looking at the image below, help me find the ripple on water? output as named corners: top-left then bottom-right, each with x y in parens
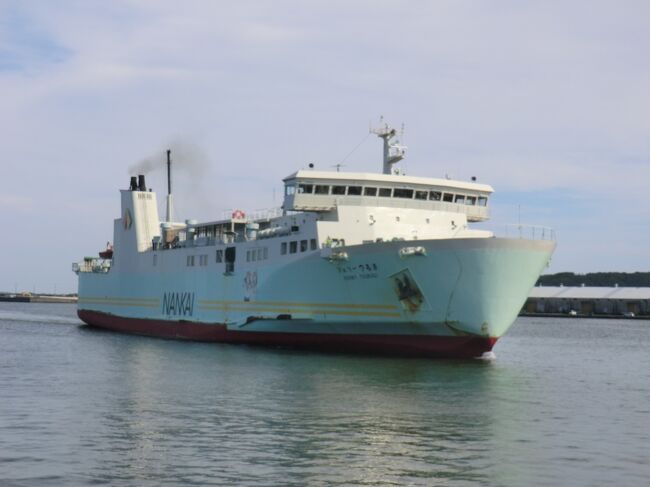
top-left (1, 307), bottom-right (650, 486)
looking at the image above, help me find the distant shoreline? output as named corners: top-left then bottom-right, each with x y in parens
top-left (0, 294), bottom-right (77, 304)
top-left (520, 312), bottom-right (649, 320)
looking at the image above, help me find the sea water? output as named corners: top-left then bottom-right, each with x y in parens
top-left (1, 302), bottom-right (649, 486)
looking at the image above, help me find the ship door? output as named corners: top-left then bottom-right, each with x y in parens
top-left (225, 247), bottom-right (236, 274)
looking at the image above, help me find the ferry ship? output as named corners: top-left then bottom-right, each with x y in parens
top-left (74, 122), bottom-right (555, 358)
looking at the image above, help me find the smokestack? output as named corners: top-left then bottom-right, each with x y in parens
top-left (138, 175), bottom-right (147, 191)
top-left (129, 176), bottom-right (138, 191)
top-left (166, 150), bottom-right (173, 223)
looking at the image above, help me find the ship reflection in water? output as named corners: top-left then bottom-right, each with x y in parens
top-left (93, 337), bottom-right (509, 486)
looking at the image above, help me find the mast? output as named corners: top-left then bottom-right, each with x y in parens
top-left (166, 149), bottom-right (173, 223)
top-left (371, 117), bottom-right (407, 174)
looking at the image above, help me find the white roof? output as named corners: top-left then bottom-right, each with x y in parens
top-left (529, 286), bottom-right (650, 300)
top-left (283, 170), bottom-right (494, 193)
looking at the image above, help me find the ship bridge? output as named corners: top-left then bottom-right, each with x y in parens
top-left (282, 170), bottom-right (494, 222)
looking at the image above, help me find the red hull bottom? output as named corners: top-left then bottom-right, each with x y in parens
top-left (78, 310), bottom-right (498, 359)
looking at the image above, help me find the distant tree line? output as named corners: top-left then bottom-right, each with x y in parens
top-left (537, 272), bottom-right (650, 287)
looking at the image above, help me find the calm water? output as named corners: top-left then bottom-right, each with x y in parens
top-left (1, 303), bottom-right (649, 486)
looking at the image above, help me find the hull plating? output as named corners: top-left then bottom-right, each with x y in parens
top-left (77, 237), bottom-right (554, 357)
top-left (78, 309), bottom-right (497, 359)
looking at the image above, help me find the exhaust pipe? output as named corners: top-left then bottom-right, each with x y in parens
top-left (138, 174), bottom-right (146, 191)
top-left (166, 150), bottom-right (173, 222)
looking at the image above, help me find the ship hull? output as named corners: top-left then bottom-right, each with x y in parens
top-left (78, 309), bottom-right (497, 358)
top-left (77, 237), bottom-right (555, 358)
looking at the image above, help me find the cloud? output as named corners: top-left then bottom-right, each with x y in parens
top-left (0, 194), bottom-right (34, 212)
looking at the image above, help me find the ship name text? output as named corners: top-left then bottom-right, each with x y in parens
top-left (162, 292), bottom-right (195, 317)
top-left (337, 262), bottom-right (379, 281)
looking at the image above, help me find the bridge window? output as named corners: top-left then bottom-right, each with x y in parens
top-left (466, 196), bottom-right (477, 205)
top-left (332, 185), bottom-right (346, 195)
top-left (430, 191), bottom-right (442, 201)
top-left (443, 193), bottom-right (454, 202)
top-left (364, 187), bottom-right (377, 196)
top-left (394, 188), bottom-right (414, 199)
top-left (414, 190), bottom-right (428, 200)
top-left (298, 184), bottom-right (313, 194)
top-left (379, 188), bottom-right (392, 197)
top-left (347, 186), bottom-right (362, 195)
top-left (455, 194), bottom-right (466, 204)
top-left (478, 196), bottom-right (488, 207)
top-left (314, 185), bottom-right (330, 195)
top-left (285, 184), bottom-right (296, 196)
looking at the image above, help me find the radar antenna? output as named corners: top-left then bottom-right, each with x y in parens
top-left (371, 116), bottom-right (407, 174)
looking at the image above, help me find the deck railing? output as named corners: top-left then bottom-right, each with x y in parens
top-left (72, 259), bottom-right (111, 274)
top-left (503, 224), bottom-right (556, 241)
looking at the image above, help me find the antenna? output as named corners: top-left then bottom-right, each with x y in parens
top-left (371, 117), bottom-right (407, 174)
top-left (331, 163), bottom-right (346, 172)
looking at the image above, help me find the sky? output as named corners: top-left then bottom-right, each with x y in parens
top-left (1, 0), bottom-right (649, 293)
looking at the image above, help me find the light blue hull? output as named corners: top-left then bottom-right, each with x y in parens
top-left (78, 238), bottom-right (554, 340)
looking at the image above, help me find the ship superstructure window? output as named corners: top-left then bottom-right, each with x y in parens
top-left (199, 255), bottom-right (208, 266)
top-left (455, 195), bottom-right (466, 204)
top-left (298, 184), bottom-right (313, 194)
top-left (216, 249), bottom-right (223, 262)
top-left (310, 238), bottom-right (317, 250)
top-left (300, 240), bottom-right (308, 252)
top-left (285, 185), bottom-right (296, 196)
top-left (430, 191), bottom-right (442, 201)
top-left (478, 196), bottom-right (488, 207)
top-left (443, 193), bottom-right (453, 202)
top-left (187, 255), bottom-right (195, 267)
top-left (332, 185), bottom-right (346, 195)
top-left (394, 188), bottom-right (414, 199)
top-left (379, 188), bottom-right (392, 197)
top-left (281, 242), bottom-right (287, 255)
top-left (153, 254), bottom-right (157, 266)
top-left (314, 185), bottom-right (330, 195)
top-left (347, 186), bottom-right (362, 195)
top-left (466, 196), bottom-right (477, 205)
top-left (290, 241), bottom-right (298, 254)
top-left (247, 249), bottom-right (267, 262)
top-left (364, 187), bottom-right (377, 196)
top-left (414, 190), bottom-right (428, 200)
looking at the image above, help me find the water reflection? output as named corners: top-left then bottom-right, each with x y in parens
top-left (77, 334), bottom-right (532, 486)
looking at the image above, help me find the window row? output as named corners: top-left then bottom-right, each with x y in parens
top-left (289, 184), bottom-right (488, 206)
top-left (281, 238), bottom-right (318, 255)
top-left (187, 254), bottom-right (209, 267)
top-left (246, 247), bottom-right (269, 262)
